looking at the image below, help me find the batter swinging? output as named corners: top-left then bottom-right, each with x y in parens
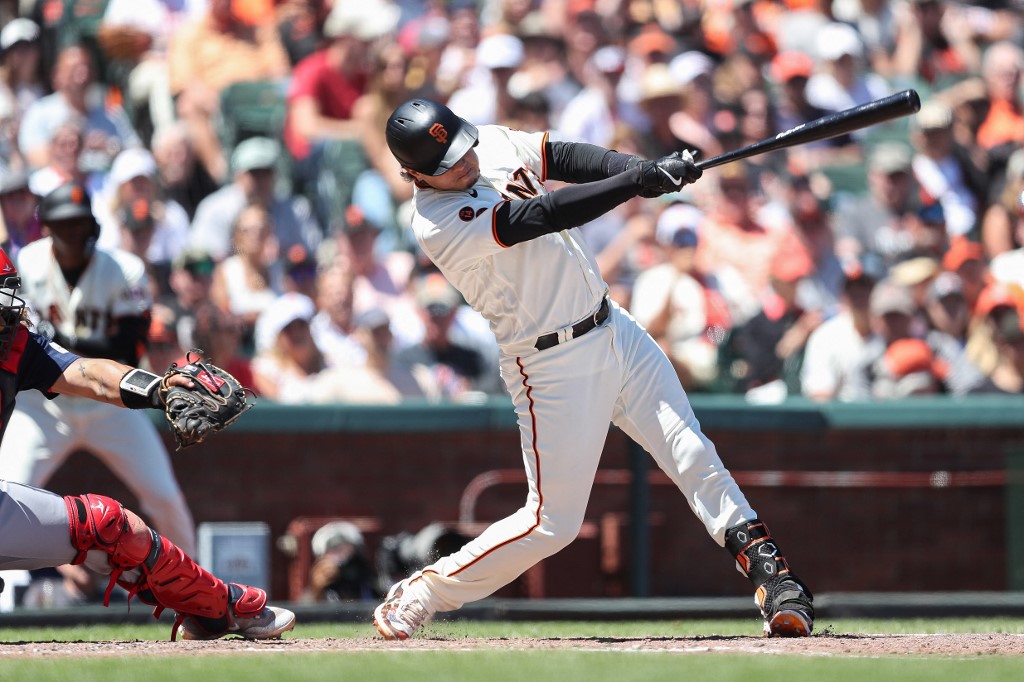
top-left (374, 99), bottom-right (814, 639)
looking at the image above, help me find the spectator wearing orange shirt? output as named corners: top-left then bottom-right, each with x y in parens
top-left (976, 41), bottom-right (1024, 152)
top-left (169, 0), bottom-right (290, 181)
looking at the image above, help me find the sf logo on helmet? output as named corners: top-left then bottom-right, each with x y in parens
top-left (429, 123), bottom-right (448, 144)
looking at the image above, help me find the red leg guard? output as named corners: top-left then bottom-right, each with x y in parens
top-left (65, 494), bottom-right (231, 627)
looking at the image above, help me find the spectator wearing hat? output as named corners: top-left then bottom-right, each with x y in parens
top-left (806, 22), bottom-right (891, 117)
top-left (801, 254), bottom-right (884, 401)
top-left (0, 169), bottom-right (41, 258)
top-left (631, 203), bottom-right (734, 390)
top-left (394, 273), bottom-right (488, 401)
top-left (448, 33), bottom-right (525, 126)
top-left (834, 142), bottom-right (920, 268)
top-left (168, 0), bottom-right (290, 182)
top-left (0, 17), bottom-right (45, 118)
top-left (965, 280), bottom-right (1024, 378)
top-left (665, 52), bottom-right (723, 161)
top-left (872, 338), bottom-right (948, 398)
top-left (18, 45), bottom-right (141, 173)
top-left (282, 243), bottom-right (319, 300)
top-left (95, 147), bottom-right (190, 276)
top-left (252, 291), bottom-right (325, 403)
top-left (771, 51), bottom-right (856, 161)
top-left (558, 45), bottom-right (627, 149)
top-left (210, 203), bottom-right (284, 348)
top-left (150, 122), bottom-right (219, 221)
top-left (892, 0), bottom-right (979, 89)
top-left (976, 41), bottom-right (1024, 152)
top-left (159, 247), bottom-right (216, 349)
top-left (910, 100), bottom-right (984, 239)
top-left (923, 271), bottom-right (970, 345)
top-left (310, 263), bottom-right (367, 370)
top-left (989, 308), bottom-right (1024, 393)
top-left (285, 0), bottom-right (400, 226)
top-left (504, 12), bottom-right (577, 124)
top-left (728, 240), bottom-right (823, 396)
top-left (989, 189), bottom-right (1024, 290)
top-left (942, 236), bottom-right (988, 315)
top-left (848, 278), bottom-right (994, 398)
top-left (830, 0), bottom-right (899, 79)
top-left (191, 136), bottom-right (321, 262)
top-left (635, 63), bottom-right (691, 159)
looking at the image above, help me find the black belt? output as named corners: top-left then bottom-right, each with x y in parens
top-left (535, 298), bottom-right (610, 351)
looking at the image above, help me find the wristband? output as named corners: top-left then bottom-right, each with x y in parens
top-left (119, 368), bottom-right (163, 409)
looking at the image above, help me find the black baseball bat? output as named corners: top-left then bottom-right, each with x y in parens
top-left (696, 89), bottom-right (922, 171)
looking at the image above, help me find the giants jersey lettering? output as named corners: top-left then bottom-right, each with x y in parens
top-left (412, 125), bottom-right (607, 350)
top-left (16, 238), bottom-right (151, 343)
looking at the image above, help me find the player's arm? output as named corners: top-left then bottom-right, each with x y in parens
top-left (494, 142), bottom-right (701, 246)
top-left (51, 357), bottom-right (191, 407)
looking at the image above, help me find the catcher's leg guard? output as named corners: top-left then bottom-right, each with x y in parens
top-left (65, 494), bottom-right (234, 638)
top-left (724, 520), bottom-right (814, 637)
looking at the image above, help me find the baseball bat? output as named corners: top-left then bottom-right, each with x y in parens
top-left (695, 89), bottom-right (922, 171)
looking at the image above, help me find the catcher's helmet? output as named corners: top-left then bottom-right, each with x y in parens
top-left (0, 247), bottom-right (26, 362)
top-left (39, 181), bottom-right (94, 223)
top-left (386, 99), bottom-right (478, 176)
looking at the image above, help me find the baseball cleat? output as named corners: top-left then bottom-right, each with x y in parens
top-left (176, 583), bottom-right (296, 640)
top-left (373, 577), bottom-right (434, 640)
top-left (757, 576), bottom-right (814, 638)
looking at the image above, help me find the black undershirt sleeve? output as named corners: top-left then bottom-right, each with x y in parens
top-left (544, 141), bottom-right (640, 183)
top-left (495, 166), bottom-right (643, 246)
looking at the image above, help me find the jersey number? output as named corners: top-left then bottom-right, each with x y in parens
top-left (504, 168), bottom-right (540, 200)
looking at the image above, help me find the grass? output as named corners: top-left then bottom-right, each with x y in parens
top-left (0, 619), bottom-right (1022, 681)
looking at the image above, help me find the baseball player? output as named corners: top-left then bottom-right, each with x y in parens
top-left (373, 99), bottom-right (814, 639)
top-left (0, 182), bottom-right (196, 557)
top-left (0, 245), bottom-right (295, 639)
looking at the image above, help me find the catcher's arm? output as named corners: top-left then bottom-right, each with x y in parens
top-left (52, 358), bottom-right (193, 406)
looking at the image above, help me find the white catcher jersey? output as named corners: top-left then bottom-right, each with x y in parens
top-left (412, 125), bottom-right (608, 352)
top-left (16, 238), bottom-right (151, 344)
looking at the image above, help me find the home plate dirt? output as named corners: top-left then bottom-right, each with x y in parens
top-left (2, 633), bottom-right (1023, 658)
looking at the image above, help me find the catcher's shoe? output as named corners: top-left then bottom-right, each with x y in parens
top-left (373, 577), bottom-right (434, 640)
top-left (176, 583), bottom-right (296, 641)
top-left (757, 575), bottom-right (814, 637)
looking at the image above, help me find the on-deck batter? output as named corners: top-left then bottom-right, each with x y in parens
top-left (0, 182), bottom-right (196, 556)
top-left (373, 99), bottom-right (814, 639)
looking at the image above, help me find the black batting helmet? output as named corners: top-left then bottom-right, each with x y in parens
top-left (39, 181), bottom-right (94, 223)
top-left (386, 99), bottom-right (478, 176)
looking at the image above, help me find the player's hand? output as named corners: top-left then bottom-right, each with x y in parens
top-left (637, 151), bottom-right (702, 197)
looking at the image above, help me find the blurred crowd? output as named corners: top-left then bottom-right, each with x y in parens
top-left (1, 0), bottom-right (1023, 403)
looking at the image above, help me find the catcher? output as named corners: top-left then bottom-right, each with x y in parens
top-left (0, 245), bottom-right (292, 640)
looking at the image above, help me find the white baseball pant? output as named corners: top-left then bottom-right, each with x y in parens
top-left (414, 300), bottom-right (755, 612)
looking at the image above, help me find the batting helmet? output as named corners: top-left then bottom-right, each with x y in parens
top-left (386, 99), bottom-right (478, 176)
top-left (39, 181), bottom-right (94, 223)
top-left (0, 247), bottom-right (26, 362)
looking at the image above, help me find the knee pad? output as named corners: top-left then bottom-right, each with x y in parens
top-left (64, 494), bottom-right (156, 571)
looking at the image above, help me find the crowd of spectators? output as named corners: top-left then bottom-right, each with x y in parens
top-left (2, 0), bottom-right (1023, 403)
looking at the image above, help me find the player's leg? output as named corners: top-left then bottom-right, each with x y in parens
top-left (0, 393), bottom-right (75, 487)
top-left (608, 304), bottom-right (813, 636)
top-left (63, 491), bottom-right (294, 640)
top-left (375, 327), bottom-right (621, 639)
top-left (83, 406), bottom-right (197, 556)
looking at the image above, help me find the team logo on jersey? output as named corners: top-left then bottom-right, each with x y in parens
top-left (429, 123), bottom-right (448, 144)
top-left (458, 206), bottom-right (475, 222)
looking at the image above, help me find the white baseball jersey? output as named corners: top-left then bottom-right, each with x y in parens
top-left (16, 238), bottom-right (150, 348)
top-left (2, 239), bottom-right (195, 554)
top-left (412, 125), bottom-right (607, 353)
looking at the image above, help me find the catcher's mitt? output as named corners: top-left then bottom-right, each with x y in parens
top-left (161, 352), bottom-right (254, 450)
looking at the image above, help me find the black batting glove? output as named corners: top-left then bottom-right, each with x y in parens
top-left (636, 151), bottom-right (702, 197)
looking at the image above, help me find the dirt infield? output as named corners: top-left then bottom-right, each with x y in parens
top-left (2, 632), bottom-right (1023, 658)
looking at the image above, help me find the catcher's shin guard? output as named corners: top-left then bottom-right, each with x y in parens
top-left (64, 494), bottom-right (235, 637)
top-left (724, 519), bottom-right (814, 636)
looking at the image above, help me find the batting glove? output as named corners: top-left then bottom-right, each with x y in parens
top-left (636, 150), bottom-right (702, 197)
